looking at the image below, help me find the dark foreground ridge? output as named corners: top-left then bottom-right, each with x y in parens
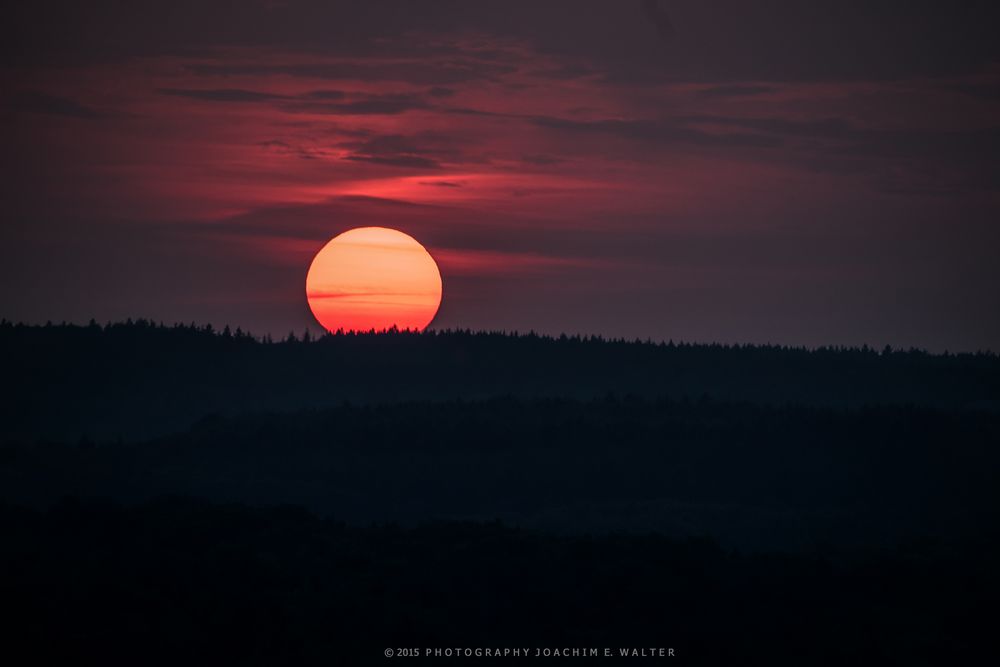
top-left (2, 497), bottom-right (998, 666)
top-left (3, 319), bottom-right (998, 441)
top-left (3, 397), bottom-right (999, 551)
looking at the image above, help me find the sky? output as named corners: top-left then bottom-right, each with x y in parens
top-left (2, 0), bottom-right (999, 351)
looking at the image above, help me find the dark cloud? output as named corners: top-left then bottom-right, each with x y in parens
top-left (529, 63), bottom-right (596, 80)
top-left (337, 134), bottom-right (442, 168)
top-left (8, 91), bottom-right (105, 119)
top-left (322, 94), bottom-right (428, 115)
top-left (282, 93), bottom-right (429, 115)
top-left (531, 115), bottom-right (782, 149)
top-left (419, 180), bottom-right (464, 187)
top-left (187, 60), bottom-right (516, 85)
top-left (521, 154), bottom-right (565, 166)
top-left (670, 113), bottom-right (1000, 191)
top-left (526, 107), bottom-right (1000, 192)
top-left (301, 90), bottom-right (348, 101)
top-left (686, 113), bottom-right (1000, 169)
top-left (427, 87), bottom-right (456, 98)
top-left (157, 87), bottom-right (427, 115)
top-left (440, 106), bottom-right (512, 119)
top-left (698, 85), bottom-right (776, 97)
top-left (206, 195), bottom-right (446, 242)
top-left (343, 154), bottom-right (441, 168)
top-left (158, 88), bottom-right (287, 102)
top-left (256, 139), bottom-right (340, 161)
top-left (335, 132), bottom-right (473, 168)
top-left (679, 114), bottom-right (853, 139)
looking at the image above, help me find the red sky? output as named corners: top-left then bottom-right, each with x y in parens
top-left (2, 1), bottom-right (1000, 350)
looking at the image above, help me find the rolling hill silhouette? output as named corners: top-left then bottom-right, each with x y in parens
top-left (2, 320), bottom-right (998, 664)
top-left (3, 319), bottom-right (997, 441)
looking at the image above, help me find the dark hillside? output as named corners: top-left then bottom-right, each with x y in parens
top-left (3, 397), bottom-right (998, 551)
top-left (3, 320), bottom-right (998, 441)
top-left (2, 498), bottom-right (997, 666)
top-left (3, 321), bottom-right (999, 663)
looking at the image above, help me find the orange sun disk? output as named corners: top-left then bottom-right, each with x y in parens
top-left (305, 227), bottom-right (443, 333)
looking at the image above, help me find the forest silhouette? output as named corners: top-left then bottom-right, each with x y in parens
top-left (1, 320), bottom-right (998, 664)
top-left (3, 319), bottom-right (998, 441)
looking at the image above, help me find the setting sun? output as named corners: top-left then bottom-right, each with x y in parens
top-left (305, 227), bottom-right (442, 333)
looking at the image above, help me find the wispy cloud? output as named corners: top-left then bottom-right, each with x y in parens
top-left (157, 88), bottom-right (288, 102)
top-left (9, 91), bottom-right (106, 119)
